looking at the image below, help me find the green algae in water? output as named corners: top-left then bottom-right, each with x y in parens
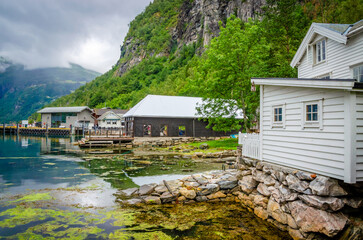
top-left (109, 230), bottom-right (174, 240)
top-left (11, 193), bottom-right (53, 203)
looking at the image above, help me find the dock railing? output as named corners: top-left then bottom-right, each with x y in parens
top-left (238, 132), bottom-right (260, 160)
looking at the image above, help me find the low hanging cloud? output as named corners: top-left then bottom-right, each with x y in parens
top-left (0, 0), bottom-right (151, 73)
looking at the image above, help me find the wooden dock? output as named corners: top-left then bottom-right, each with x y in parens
top-left (0, 126), bottom-right (70, 136)
top-left (78, 137), bottom-right (134, 149)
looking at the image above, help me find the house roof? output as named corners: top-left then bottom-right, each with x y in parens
top-left (290, 20), bottom-right (363, 67)
top-left (94, 108), bottom-right (128, 116)
top-left (251, 78), bottom-right (363, 90)
top-left (97, 111), bottom-right (123, 120)
top-left (123, 95), bottom-right (243, 119)
top-left (37, 106), bottom-right (91, 114)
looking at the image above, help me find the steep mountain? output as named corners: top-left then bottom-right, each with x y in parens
top-left (0, 59), bottom-right (100, 122)
top-left (46, 0), bottom-right (265, 109)
top-left (46, 0), bottom-right (361, 113)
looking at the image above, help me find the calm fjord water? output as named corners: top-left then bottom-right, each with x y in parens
top-left (0, 135), bottom-right (292, 239)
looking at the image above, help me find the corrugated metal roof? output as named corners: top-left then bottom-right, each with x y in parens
top-left (94, 108), bottom-right (128, 116)
top-left (346, 19), bottom-right (363, 36)
top-left (123, 95), bottom-right (243, 119)
top-left (315, 23), bottom-right (350, 34)
top-left (37, 106), bottom-right (91, 113)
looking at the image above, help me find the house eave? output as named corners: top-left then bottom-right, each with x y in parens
top-left (252, 78), bottom-right (356, 90)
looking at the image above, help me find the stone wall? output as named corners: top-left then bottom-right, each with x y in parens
top-left (119, 160), bottom-right (363, 239)
top-left (133, 136), bottom-right (226, 148)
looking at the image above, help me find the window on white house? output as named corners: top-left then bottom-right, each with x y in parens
top-left (315, 39), bottom-right (326, 64)
top-left (317, 74), bottom-right (330, 79)
top-left (306, 104), bottom-right (318, 122)
top-left (274, 107), bottom-right (283, 122)
top-left (112, 121), bottom-right (117, 125)
top-left (302, 100), bottom-right (323, 129)
top-left (353, 65), bottom-right (363, 82)
top-left (271, 104), bottom-right (285, 128)
top-left (107, 121), bottom-right (111, 124)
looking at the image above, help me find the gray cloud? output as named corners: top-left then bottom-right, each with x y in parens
top-left (0, 0), bottom-right (151, 73)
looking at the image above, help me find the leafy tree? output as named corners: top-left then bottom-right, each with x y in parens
top-left (261, 0), bottom-right (310, 77)
top-left (187, 16), bottom-right (270, 132)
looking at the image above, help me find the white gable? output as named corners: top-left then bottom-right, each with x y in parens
top-left (291, 23), bottom-right (349, 68)
top-left (98, 111), bottom-right (122, 120)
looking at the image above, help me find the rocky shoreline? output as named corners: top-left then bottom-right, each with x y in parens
top-left (118, 163), bottom-right (363, 240)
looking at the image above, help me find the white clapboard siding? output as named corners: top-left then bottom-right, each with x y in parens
top-left (356, 93), bottom-right (363, 181)
top-left (298, 33), bottom-right (363, 79)
top-left (262, 85), bottom-right (346, 180)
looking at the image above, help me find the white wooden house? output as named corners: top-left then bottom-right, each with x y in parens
top-left (246, 20), bottom-right (363, 183)
top-left (97, 110), bottom-right (126, 129)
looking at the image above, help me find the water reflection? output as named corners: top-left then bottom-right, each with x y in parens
top-left (0, 136), bottom-right (223, 197)
top-left (0, 135), bottom-right (93, 196)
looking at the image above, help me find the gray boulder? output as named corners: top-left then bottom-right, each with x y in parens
top-left (289, 201), bottom-right (348, 237)
top-left (257, 183), bottom-right (271, 197)
top-left (286, 174), bottom-right (309, 193)
top-left (197, 184), bottom-right (219, 196)
top-left (298, 195), bottom-right (344, 211)
top-left (138, 184), bottom-right (156, 195)
top-left (120, 187), bottom-right (138, 197)
top-left (160, 191), bottom-right (175, 203)
top-left (239, 176), bottom-right (258, 194)
top-left (309, 176), bottom-right (348, 196)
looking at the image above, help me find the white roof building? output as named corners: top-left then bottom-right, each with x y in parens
top-left (124, 95), bottom-right (243, 119)
top-left (37, 106), bottom-right (91, 114)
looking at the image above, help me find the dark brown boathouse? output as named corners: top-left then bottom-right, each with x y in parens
top-left (123, 95), bottom-right (242, 137)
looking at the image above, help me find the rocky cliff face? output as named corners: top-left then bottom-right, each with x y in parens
top-left (115, 0), bottom-right (265, 76)
top-left (175, 0), bottom-right (265, 47)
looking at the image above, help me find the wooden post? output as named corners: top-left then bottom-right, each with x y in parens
top-left (46, 124), bottom-right (49, 136)
top-left (82, 125), bottom-right (85, 138)
top-left (16, 123), bottom-right (19, 136)
top-left (110, 128), bottom-right (112, 136)
top-left (106, 130), bottom-right (108, 138)
top-left (119, 128), bottom-right (121, 137)
top-left (89, 128), bottom-right (91, 138)
top-left (3, 123), bottom-right (5, 137)
top-left (70, 125), bottom-right (73, 135)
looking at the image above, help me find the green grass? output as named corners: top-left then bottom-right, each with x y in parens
top-left (186, 138), bottom-right (238, 150)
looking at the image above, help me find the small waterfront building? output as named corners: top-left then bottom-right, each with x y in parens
top-left (38, 106), bottom-right (94, 128)
top-left (97, 110), bottom-right (127, 128)
top-left (247, 20), bottom-right (363, 183)
top-left (123, 95), bottom-right (242, 137)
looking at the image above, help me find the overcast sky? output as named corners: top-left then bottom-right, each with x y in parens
top-left (0, 0), bottom-right (151, 73)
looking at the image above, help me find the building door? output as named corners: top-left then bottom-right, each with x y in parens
top-left (143, 124), bottom-right (152, 136)
top-left (160, 125), bottom-right (168, 136)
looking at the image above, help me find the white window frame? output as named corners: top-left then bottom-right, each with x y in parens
top-left (352, 64), bottom-right (363, 82)
top-left (316, 72), bottom-right (331, 79)
top-left (315, 39), bottom-right (326, 64)
top-left (301, 99), bottom-right (323, 130)
top-left (271, 104), bottom-right (286, 129)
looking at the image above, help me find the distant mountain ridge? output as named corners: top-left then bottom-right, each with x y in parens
top-left (0, 59), bottom-right (101, 122)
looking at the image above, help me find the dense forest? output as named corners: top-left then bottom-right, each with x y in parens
top-left (40, 0), bottom-right (363, 129)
